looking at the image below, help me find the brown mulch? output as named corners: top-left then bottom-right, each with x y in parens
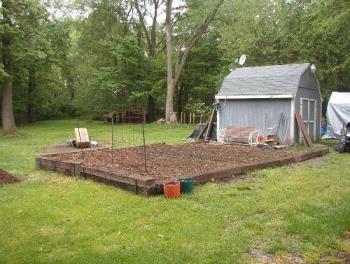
top-left (56, 143), bottom-right (297, 182)
top-left (0, 169), bottom-right (20, 184)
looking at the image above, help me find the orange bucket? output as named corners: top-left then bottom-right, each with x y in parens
top-left (163, 181), bottom-right (181, 198)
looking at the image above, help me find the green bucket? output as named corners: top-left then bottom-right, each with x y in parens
top-left (180, 178), bottom-right (194, 194)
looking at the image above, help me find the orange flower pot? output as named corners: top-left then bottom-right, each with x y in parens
top-left (163, 181), bottom-right (181, 199)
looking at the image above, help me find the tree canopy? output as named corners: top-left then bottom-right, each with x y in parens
top-left (1, 0), bottom-right (349, 133)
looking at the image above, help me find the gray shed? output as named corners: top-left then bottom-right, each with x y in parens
top-left (215, 63), bottom-right (322, 145)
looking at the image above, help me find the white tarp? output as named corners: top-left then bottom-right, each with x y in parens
top-left (326, 92), bottom-right (350, 137)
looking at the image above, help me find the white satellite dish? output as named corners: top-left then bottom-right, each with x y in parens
top-left (311, 64), bottom-right (316, 73)
top-left (238, 54), bottom-right (246, 66)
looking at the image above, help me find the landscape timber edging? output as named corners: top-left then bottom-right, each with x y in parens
top-left (187, 147), bottom-right (329, 185)
top-left (35, 153), bottom-right (157, 195)
top-left (36, 147), bottom-right (329, 196)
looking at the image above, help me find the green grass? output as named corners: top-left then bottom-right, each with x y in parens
top-left (0, 120), bottom-right (350, 263)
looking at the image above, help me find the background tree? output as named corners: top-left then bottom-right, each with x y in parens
top-left (1, 0), bottom-right (17, 134)
top-left (216, 0), bottom-right (350, 105)
top-left (1, 0), bottom-right (349, 128)
top-left (1, 0), bottom-right (71, 132)
top-left (164, 0), bottom-right (224, 121)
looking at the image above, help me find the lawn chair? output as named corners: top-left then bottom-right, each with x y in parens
top-left (248, 129), bottom-right (263, 146)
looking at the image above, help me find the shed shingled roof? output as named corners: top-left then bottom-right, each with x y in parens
top-left (216, 63), bottom-right (310, 97)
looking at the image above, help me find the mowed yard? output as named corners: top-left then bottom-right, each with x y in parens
top-left (0, 120), bottom-right (350, 264)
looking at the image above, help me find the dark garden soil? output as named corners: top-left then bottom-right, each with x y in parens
top-left (56, 143), bottom-right (298, 182)
top-left (0, 169), bottom-right (20, 184)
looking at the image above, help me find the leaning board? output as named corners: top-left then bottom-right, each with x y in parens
top-left (74, 128), bottom-right (90, 148)
top-left (295, 112), bottom-right (313, 147)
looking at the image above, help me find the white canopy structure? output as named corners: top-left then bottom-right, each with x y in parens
top-left (327, 92), bottom-right (350, 137)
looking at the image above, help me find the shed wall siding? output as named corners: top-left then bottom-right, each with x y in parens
top-left (218, 99), bottom-right (292, 144)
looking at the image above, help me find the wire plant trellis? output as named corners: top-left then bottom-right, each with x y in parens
top-left (72, 99), bottom-right (203, 181)
top-left (108, 102), bottom-right (149, 173)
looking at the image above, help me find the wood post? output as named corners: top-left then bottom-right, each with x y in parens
top-left (205, 109), bottom-right (215, 141)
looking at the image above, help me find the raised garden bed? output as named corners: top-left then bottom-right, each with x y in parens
top-left (36, 143), bottom-right (329, 195)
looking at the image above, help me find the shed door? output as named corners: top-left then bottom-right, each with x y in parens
top-left (300, 98), bottom-right (317, 142)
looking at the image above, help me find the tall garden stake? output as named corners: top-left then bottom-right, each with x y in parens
top-left (111, 117), bottom-right (114, 164)
top-left (142, 112), bottom-right (148, 173)
top-left (77, 120), bottom-right (84, 160)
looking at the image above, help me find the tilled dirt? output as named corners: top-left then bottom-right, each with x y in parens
top-left (57, 143), bottom-right (297, 182)
top-left (0, 169), bottom-right (20, 184)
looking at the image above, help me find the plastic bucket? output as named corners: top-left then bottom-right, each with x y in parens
top-left (180, 178), bottom-right (194, 194)
top-left (163, 181), bottom-right (181, 198)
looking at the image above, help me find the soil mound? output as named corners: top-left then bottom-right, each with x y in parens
top-left (0, 169), bottom-right (20, 184)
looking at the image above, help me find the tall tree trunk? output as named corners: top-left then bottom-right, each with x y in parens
top-left (1, 77), bottom-right (16, 133)
top-left (67, 76), bottom-right (75, 101)
top-left (1, 0), bottom-right (16, 134)
top-left (176, 82), bottom-right (184, 115)
top-left (164, 0), bottom-right (224, 121)
top-left (147, 95), bottom-right (155, 122)
top-left (27, 68), bottom-right (36, 123)
top-left (165, 0), bottom-right (174, 121)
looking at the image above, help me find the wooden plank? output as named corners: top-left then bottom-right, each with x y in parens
top-left (273, 145), bottom-right (289, 150)
top-left (197, 123), bottom-right (208, 140)
top-left (74, 128), bottom-right (90, 147)
top-left (178, 148), bottom-right (328, 185)
top-left (82, 173), bottom-right (154, 195)
top-left (224, 126), bottom-right (256, 143)
top-left (204, 109), bottom-right (215, 141)
top-left (82, 167), bottom-right (155, 187)
top-left (191, 166), bottom-right (242, 184)
top-left (295, 112), bottom-right (312, 147)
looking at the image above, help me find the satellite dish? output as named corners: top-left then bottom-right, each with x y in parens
top-left (311, 64), bottom-right (316, 73)
top-left (238, 54), bottom-right (246, 66)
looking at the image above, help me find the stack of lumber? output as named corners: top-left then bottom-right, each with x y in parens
top-left (104, 110), bottom-right (145, 123)
top-left (224, 127), bottom-right (256, 144)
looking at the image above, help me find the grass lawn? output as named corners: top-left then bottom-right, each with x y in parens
top-left (0, 120), bottom-right (350, 263)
